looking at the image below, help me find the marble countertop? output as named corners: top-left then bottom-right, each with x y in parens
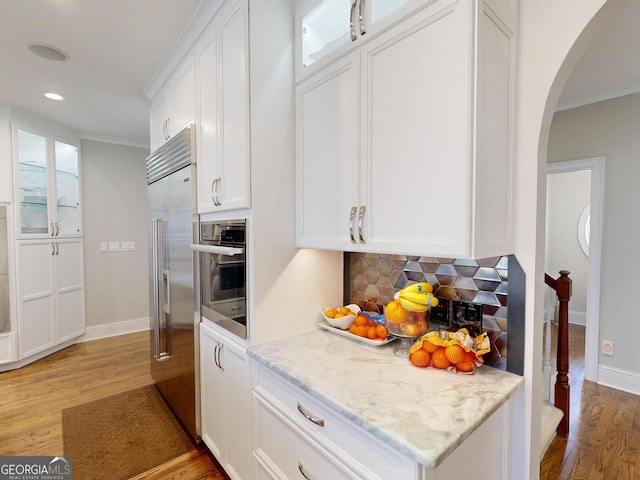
top-left (248, 327), bottom-right (524, 469)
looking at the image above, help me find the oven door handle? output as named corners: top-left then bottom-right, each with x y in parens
top-left (190, 243), bottom-right (244, 256)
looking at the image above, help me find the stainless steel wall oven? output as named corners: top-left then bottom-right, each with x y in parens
top-left (192, 220), bottom-right (248, 340)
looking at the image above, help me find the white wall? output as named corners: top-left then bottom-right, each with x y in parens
top-left (515, 0), bottom-right (612, 478)
top-left (545, 170), bottom-right (590, 321)
top-left (80, 140), bottom-right (150, 336)
top-left (248, 0), bottom-right (343, 345)
top-left (548, 93), bottom-right (640, 393)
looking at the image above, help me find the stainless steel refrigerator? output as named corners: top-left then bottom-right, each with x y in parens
top-left (147, 124), bottom-right (199, 441)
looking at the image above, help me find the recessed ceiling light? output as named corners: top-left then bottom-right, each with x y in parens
top-left (44, 93), bottom-right (64, 101)
top-left (28, 43), bottom-right (69, 62)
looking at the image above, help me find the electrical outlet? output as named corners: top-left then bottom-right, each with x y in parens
top-left (452, 300), bottom-right (483, 336)
top-left (601, 340), bottom-right (614, 356)
top-left (430, 298), bottom-right (450, 329)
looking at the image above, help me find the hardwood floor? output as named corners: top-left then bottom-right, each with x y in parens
top-left (0, 331), bottom-right (228, 479)
top-left (540, 323), bottom-right (640, 479)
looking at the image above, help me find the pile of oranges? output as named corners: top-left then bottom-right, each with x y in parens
top-left (408, 329), bottom-right (489, 374)
top-left (348, 315), bottom-right (388, 341)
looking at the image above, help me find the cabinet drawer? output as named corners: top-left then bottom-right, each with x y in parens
top-left (253, 364), bottom-right (417, 480)
top-left (254, 394), bottom-right (357, 480)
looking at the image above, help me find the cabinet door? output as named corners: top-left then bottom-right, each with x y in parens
top-left (16, 240), bottom-right (55, 357)
top-left (150, 91), bottom-right (169, 153)
top-left (222, 337), bottom-right (251, 480)
top-left (200, 323), bottom-right (226, 461)
top-left (359, 3), bottom-right (471, 256)
top-left (196, 28), bottom-right (221, 213)
top-left (217, 0), bottom-right (250, 211)
top-left (53, 140), bottom-right (81, 236)
top-left (296, 51), bottom-right (360, 250)
top-left (196, 0), bottom-right (250, 214)
top-left (16, 129), bottom-right (51, 236)
top-left (56, 239), bottom-right (85, 342)
top-left (168, 59), bottom-right (196, 137)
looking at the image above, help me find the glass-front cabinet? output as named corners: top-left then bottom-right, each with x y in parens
top-left (296, 0), bottom-right (412, 76)
top-left (16, 128), bottom-right (81, 237)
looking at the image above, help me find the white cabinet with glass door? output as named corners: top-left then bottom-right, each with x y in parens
top-left (296, 0), bottom-right (432, 80)
top-left (196, 0), bottom-right (250, 214)
top-left (0, 111), bottom-right (11, 203)
top-left (296, 0), bottom-right (516, 258)
top-left (14, 128), bottom-right (81, 238)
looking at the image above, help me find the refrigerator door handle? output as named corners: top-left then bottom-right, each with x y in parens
top-left (152, 218), bottom-right (171, 361)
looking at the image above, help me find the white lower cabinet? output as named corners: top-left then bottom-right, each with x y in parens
top-left (16, 238), bottom-right (85, 358)
top-left (251, 363), bottom-right (419, 480)
top-left (200, 320), bottom-right (251, 480)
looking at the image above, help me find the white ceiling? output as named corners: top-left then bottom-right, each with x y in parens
top-left (0, 0), bottom-right (200, 148)
top-left (0, 1), bottom-right (638, 148)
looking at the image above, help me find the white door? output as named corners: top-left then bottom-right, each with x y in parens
top-left (296, 51), bottom-right (360, 250)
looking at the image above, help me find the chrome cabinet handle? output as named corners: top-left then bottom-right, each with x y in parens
top-left (50, 242), bottom-right (55, 256)
top-left (50, 222), bottom-right (55, 237)
top-left (163, 118), bottom-right (171, 140)
top-left (55, 242), bottom-right (59, 255)
top-left (298, 462), bottom-right (316, 480)
top-left (213, 344), bottom-right (219, 369)
top-left (349, 207), bottom-right (357, 243)
top-left (54, 222), bottom-right (59, 236)
top-left (212, 178), bottom-right (221, 207)
top-left (349, 0), bottom-right (358, 41)
top-left (215, 342), bottom-right (224, 371)
top-left (358, 205), bottom-right (366, 243)
top-left (358, 0), bottom-right (366, 36)
top-left (297, 402), bottom-right (324, 427)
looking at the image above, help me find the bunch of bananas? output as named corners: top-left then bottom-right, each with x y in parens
top-left (396, 282), bottom-right (438, 312)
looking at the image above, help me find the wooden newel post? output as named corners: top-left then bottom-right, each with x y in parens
top-left (554, 269), bottom-right (572, 438)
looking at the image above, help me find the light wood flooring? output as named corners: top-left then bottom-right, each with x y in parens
top-left (0, 331), bottom-right (227, 480)
top-left (540, 323), bottom-right (640, 479)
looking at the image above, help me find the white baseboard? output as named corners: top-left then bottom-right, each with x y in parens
top-left (78, 317), bottom-right (150, 342)
top-left (598, 364), bottom-right (640, 396)
top-left (569, 310), bottom-right (586, 326)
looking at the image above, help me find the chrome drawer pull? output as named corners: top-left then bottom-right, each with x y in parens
top-left (297, 402), bottom-right (324, 427)
top-left (298, 462), bottom-right (316, 480)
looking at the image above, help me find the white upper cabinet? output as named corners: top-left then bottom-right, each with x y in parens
top-left (196, 0), bottom-right (250, 214)
top-left (296, 0), bottom-right (432, 80)
top-left (296, 0), bottom-right (516, 259)
top-left (14, 127), bottom-right (82, 239)
top-left (149, 57), bottom-right (196, 153)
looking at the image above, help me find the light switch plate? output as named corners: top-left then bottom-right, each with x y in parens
top-left (100, 242), bottom-right (108, 252)
top-left (121, 241), bottom-right (136, 251)
top-left (108, 241), bottom-right (120, 252)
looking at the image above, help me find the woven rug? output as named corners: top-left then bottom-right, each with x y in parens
top-left (62, 384), bottom-right (195, 479)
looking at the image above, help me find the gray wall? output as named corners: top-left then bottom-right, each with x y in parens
top-left (81, 140), bottom-right (149, 329)
top-left (548, 92), bottom-right (640, 378)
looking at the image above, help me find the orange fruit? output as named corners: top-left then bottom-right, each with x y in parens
top-left (409, 349), bottom-right (430, 367)
top-left (339, 306), bottom-right (353, 315)
top-left (424, 340), bottom-right (439, 353)
top-left (354, 316), bottom-right (368, 327)
top-left (324, 308), bottom-right (338, 318)
top-left (375, 324), bottom-right (387, 339)
top-left (385, 300), bottom-right (408, 324)
top-left (431, 348), bottom-right (451, 369)
top-left (354, 325), bottom-right (367, 337)
top-left (445, 344), bottom-right (466, 365)
top-left (367, 326), bottom-right (378, 340)
top-left (334, 312), bottom-right (344, 319)
top-left (348, 324), bottom-right (358, 335)
top-left (455, 360), bottom-right (475, 373)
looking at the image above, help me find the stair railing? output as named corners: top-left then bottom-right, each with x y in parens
top-left (544, 270), bottom-right (572, 438)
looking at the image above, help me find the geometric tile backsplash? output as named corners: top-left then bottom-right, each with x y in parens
top-left (346, 253), bottom-right (510, 370)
